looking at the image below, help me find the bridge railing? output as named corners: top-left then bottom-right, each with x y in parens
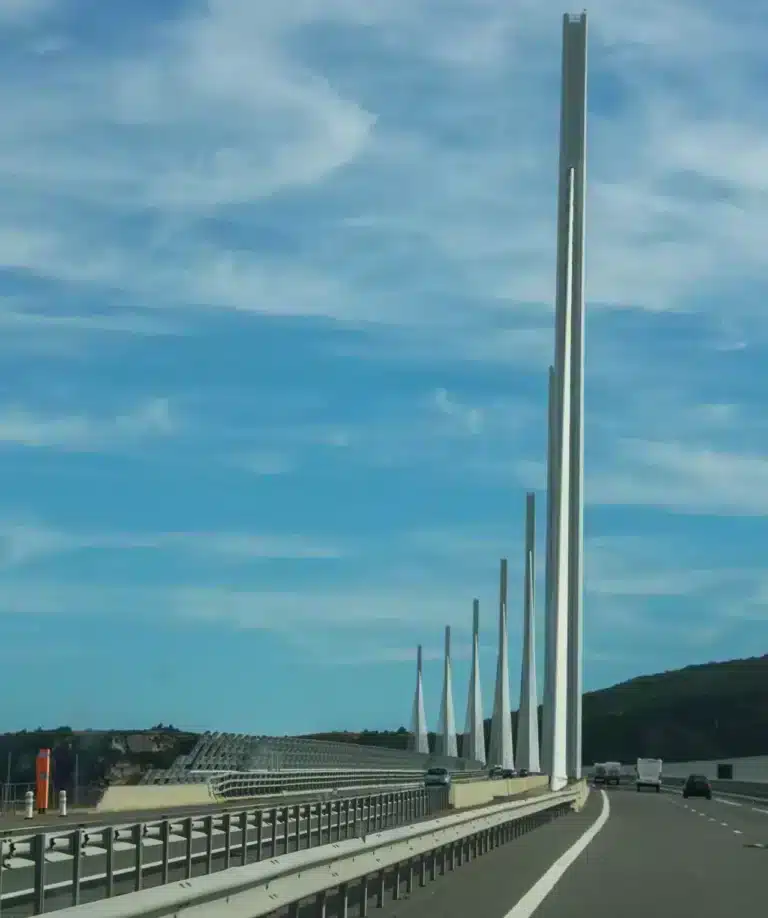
top-left (50, 785), bottom-right (585, 918)
top-left (209, 767), bottom-right (488, 798)
top-left (0, 787), bottom-right (449, 917)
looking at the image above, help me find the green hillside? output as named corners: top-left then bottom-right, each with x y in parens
top-left (306, 654), bottom-right (768, 764)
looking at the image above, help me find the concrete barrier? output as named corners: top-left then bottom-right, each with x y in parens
top-left (449, 775), bottom-right (549, 809)
top-left (571, 778), bottom-right (589, 811)
top-left (97, 784), bottom-right (216, 812)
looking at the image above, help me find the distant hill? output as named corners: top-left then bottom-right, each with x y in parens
top-left (303, 654), bottom-right (768, 764)
top-left (0, 727), bottom-right (198, 793)
top-left (3, 655), bottom-right (765, 793)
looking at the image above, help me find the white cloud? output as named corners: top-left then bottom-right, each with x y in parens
top-left (0, 0), bottom-right (763, 347)
top-left (588, 440), bottom-right (768, 516)
top-left (0, 519), bottom-right (345, 569)
top-left (431, 388), bottom-right (483, 435)
top-left (0, 398), bottom-right (177, 451)
top-left (0, 0), bottom-right (54, 27)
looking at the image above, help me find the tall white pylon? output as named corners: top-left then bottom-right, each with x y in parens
top-left (544, 11), bottom-right (588, 793)
top-left (489, 559), bottom-right (514, 769)
top-left (409, 644), bottom-right (429, 754)
top-left (541, 365), bottom-right (557, 777)
top-left (436, 626), bottom-right (458, 757)
top-left (565, 11), bottom-right (588, 783)
top-left (516, 492), bottom-right (540, 773)
top-left (463, 599), bottom-right (486, 764)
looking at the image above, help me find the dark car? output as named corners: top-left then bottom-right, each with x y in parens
top-left (682, 774), bottom-right (712, 800)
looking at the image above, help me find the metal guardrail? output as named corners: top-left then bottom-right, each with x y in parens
top-left (0, 786), bottom-right (449, 916)
top-left (54, 786), bottom-right (582, 917)
top-left (209, 767), bottom-right (487, 798)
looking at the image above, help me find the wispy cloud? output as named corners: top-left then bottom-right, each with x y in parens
top-left (0, 519), bottom-right (345, 569)
top-left (0, 398), bottom-right (177, 451)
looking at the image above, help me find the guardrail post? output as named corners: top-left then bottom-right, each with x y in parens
top-left (282, 806), bottom-right (290, 854)
top-left (161, 819), bottom-right (170, 886)
top-left (133, 824), bottom-right (144, 891)
top-left (270, 808), bottom-right (278, 855)
top-left (223, 812), bottom-right (232, 869)
top-left (376, 869), bottom-right (385, 907)
top-left (315, 803), bottom-right (322, 846)
top-left (326, 802), bottom-right (332, 842)
top-left (393, 863), bottom-right (401, 900)
top-left (420, 854), bottom-right (427, 887)
top-left (256, 810), bottom-right (263, 860)
top-left (33, 831), bottom-right (46, 915)
top-left (316, 889), bottom-right (327, 917)
top-left (339, 882), bottom-right (349, 918)
top-left (185, 816), bottom-right (195, 876)
top-left (105, 827), bottom-right (115, 898)
top-left (344, 799), bottom-right (350, 839)
top-left (430, 849), bottom-right (436, 881)
top-left (293, 805), bottom-right (300, 851)
top-left (204, 815), bottom-right (213, 874)
top-left (70, 827), bottom-right (82, 906)
top-left (406, 860), bottom-right (414, 894)
top-left (239, 811), bottom-right (249, 866)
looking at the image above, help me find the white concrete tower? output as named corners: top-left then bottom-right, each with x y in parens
top-left (516, 492), bottom-right (541, 773)
top-left (489, 559), bottom-right (514, 769)
top-left (436, 626), bottom-right (458, 757)
top-left (463, 598), bottom-right (486, 764)
top-left (541, 365), bottom-right (557, 777)
top-left (564, 11), bottom-right (588, 782)
top-left (409, 644), bottom-right (429, 754)
top-left (547, 11), bottom-right (588, 791)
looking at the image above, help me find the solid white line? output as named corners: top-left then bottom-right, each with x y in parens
top-left (750, 807), bottom-right (768, 815)
top-left (503, 790), bottom-right (610, 918)
top-left (717, 799), bottom-right (741, 808)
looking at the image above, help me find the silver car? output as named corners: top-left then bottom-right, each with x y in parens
top-left (425, 767), bottom-right (451, 788)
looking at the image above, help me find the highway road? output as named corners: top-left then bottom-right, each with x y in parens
top-left (373, 784), bottom-right (767, 918)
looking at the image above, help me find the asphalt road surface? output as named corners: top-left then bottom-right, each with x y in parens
top-left (369, 784), bottom-right (767, 918)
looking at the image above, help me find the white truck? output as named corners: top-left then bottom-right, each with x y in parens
top-left (636, 757), bottom-right (662, 792)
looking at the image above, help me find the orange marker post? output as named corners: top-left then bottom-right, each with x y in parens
top-left (35, 749), bottom-right (51, 814)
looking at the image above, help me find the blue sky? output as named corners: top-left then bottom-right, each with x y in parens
top-left (1, 0), bottom-right (767, 736)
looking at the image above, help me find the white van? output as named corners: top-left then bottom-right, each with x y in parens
top-left (636, 758), bottom-right (662, 792)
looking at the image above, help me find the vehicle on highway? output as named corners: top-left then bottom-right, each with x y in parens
top-left (682, 774), bottom-right (712, 800)
top-left (488, 766), bottom-right (516, 779)
top-left (424, 767), bottom-right (451, 788)
top-left (604, 761), bottom-right (621, 785)
top-left (636, 757), bottom-right (663, 792)
top-left (593, 763), bottom-right (607, 784)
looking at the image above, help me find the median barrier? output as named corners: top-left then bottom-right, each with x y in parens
top-left (449, 775), bottom-right (549, 809)
top-left (96, 783), bottom-right (216, 812)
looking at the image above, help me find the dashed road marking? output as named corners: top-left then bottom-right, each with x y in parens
top-left (751, 807), bottom-right (768, 815)
top-left (733, 830), bottom-right (743, 835)
top-left (717, 799), bottom-right (742, 808)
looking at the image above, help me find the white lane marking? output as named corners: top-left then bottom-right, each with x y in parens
top-left (720, 822), bottom-right (729, 827)
top-left (708, 817), bottom-right (716, 822)
top-left (503, 790), bottom-right (610, 918)
top-left (751, 807), bottom-right (768, 815)
top-left (733, 830), bottom-right (742, 835)
top-left (717, 799), bottom-right (742, 808)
